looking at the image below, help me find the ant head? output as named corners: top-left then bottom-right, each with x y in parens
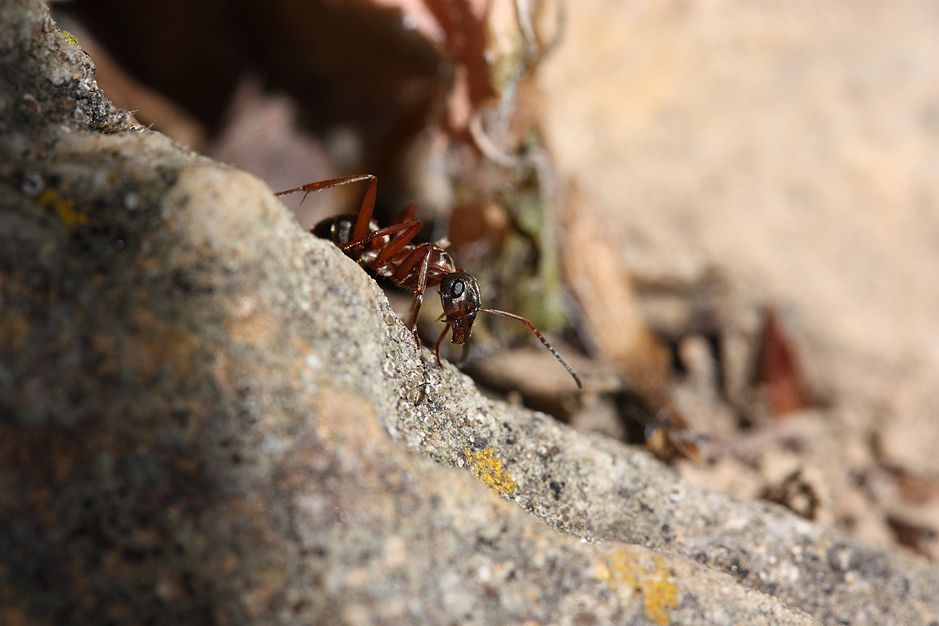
top-left (437, 271), bottom-right (583, 388)
top-left (440, 272), bottom-right (481, 345)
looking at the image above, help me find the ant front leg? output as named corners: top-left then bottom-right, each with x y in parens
top-left (388, 244), bottom-right (435, 350)
top-left (406, 247), bottom-right (435, 348)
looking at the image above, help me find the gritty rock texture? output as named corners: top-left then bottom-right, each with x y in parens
top-left (1, 1), bottom-right (937, 624)
top-left (0, 0), bottom-right (128, 138)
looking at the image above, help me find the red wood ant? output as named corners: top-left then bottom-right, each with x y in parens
top-left (276, 175), bottom-right (582, 388)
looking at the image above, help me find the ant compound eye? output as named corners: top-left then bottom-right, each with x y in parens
top-left (441, 272), bottom-right (480, 312)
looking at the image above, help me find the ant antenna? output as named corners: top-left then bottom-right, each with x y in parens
top-left (479, 308), bottom-right (583, 389)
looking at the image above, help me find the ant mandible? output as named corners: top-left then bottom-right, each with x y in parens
top-left (276, 175), bottom-right (582, 389)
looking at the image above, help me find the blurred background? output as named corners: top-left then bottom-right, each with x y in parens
top-left (54, 0), bottom-right (939, 561)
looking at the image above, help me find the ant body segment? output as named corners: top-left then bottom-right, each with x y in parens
top-left (276, 175), bottom-right (581, 389)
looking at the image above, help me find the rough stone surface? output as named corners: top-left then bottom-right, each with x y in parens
top-left (2, 1), bottom-right (938, 624)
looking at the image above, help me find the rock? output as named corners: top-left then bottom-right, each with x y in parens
top-left (1, 1), bottom-right (937, 624)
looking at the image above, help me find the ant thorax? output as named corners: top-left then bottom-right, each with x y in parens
top-left (390, 247), bottom-right (458, 288)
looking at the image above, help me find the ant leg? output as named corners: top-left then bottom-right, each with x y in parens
top-left (339, 220), bottom-right (421, 253)
top-left (350, 175), bottom-right (378, 241)
top-left (392, 244), bottom-right (435, 291)
top-left (275, 174), bottom-right (377, 242)
top-left (373, 221), bottom-right (424, 264)
top-left (389, 202), bottom-right (418, 226)
top-left (410, 251), bottom-right (435, 345)
top-left (275, 175), bottom-right (374, 197)
top-left (434, 325), bottom-right (450, 366)
top-left (340, 203), bottom-right (422, 262)
top-left (396, 246), bottom-right (434, 348)
top-left (344, 202), bottom-right (419, 252)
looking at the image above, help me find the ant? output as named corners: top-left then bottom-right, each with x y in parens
top-left (276, 175), bottom-right (582, 389)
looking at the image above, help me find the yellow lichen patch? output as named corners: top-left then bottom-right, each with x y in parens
top-left (40, 189), bottom-right (88, 226)
top-left (464, 447), bottom-right (517, 496)
top-left (600, 548), bottom-right (679, 626)
top-left (61, 30), bottom-right (80, 47)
